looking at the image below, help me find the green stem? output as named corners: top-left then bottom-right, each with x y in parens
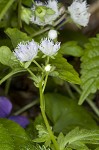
top-left (5, 78), bottom-right (11, 95)
top-left (31, 27), bottom-right (50, 38)
top-left (26, 68), bottom-right (38, 82)
top-left (18, 0), bottom-right (22, 29)
top-left (53, 13), bottom-right (66, 27)
top-left (42, 73), bottom-right (48, 93)
top-left (39, 82), bottom-right (59, 150)
top-left (65, 82), bottom-right (76, 99)
top-left (0, 0), bottom-right (14, 20)
top-left (13, 99), bottom-right (39, 115)
top-left (33, 60), bottom-right (43, 72)
top-left (70, 84), bottom-right (99, 117)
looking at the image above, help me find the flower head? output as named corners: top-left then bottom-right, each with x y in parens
top-left (48, 29), bottom-right (57, 40)
top-left (0, 96), bottom-right (29, 128)
top-left (14, 40), bottom-right (38, 62)
top-left (30, 0), bottom-right (61, 26)
top-left (39, 38), bottom-right (60, 56)
top-left (68, 0), bottom-right (91, 27)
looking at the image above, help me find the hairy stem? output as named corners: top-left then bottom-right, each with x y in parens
top-left (39, 82), bottom-right (59, 150)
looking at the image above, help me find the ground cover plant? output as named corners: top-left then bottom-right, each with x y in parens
top-left (0, 0), bottom-right (99, 149)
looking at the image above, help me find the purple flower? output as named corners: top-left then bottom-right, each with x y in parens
top-left (0, 96), bottom-right (29, 128)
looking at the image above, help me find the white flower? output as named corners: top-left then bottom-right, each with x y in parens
top-left (68, 0), bottom-right (91, 27)
top-left (14, 40), bottom-right (38, 62)
top-left (45, 64), bottom-right (51, 72)
top-left (48, 29), bottom-right (57, 40)
top-left (30, 0), bottom-right (60, 26)
top-left (39, 38), bottom-right (60, 56)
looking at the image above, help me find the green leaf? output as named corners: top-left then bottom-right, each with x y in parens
top-left (21, 6), bottom-right (32, 24)
top-left (0, 124), bottom-right (14, 150)
top-left (60, 41), bottom-right (83, 57)
top-left (0, 46), bottom-right (19, 68)
top-left (58, 127), bottom-right (99, 150)
top-left (5, 28), bottom-right (31, 48)
top-left (45, 93), bottom-right (98, 134)
top-left (50, 54), bottom-right (81, 84)
top-left (33, 125), bottom-right (51, 147)
top-left (0, 119), bottom-right (32, 150)
top-left (79, 34), bottom-right (99, 104)
top-left (0, 0), bottom-right (14, 20)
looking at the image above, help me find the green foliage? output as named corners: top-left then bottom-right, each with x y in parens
top-left (44, 93), bottom-right (98, 133)
top-left (60, 41), bottom-right (83, 57)
top-left (57, 127), bottom-right (99, 150)
top-left (33, 125), bottom-right (51, 147)
top-left (0, 0), bottom-right (14, 20)
top-left (0, 119), bottom-right (35, 150)
top-left (50, 54), bottom-right (81, 84)
top-left (79, 34), bottom-right (99, 104)
top-left (0, 46), bottom-right (19, 68)
top-left (0, 124), bottom-right (14, 150)
top-left (5, 28), bottom-right (31, 48)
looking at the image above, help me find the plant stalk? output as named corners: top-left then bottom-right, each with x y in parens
top-left (39, 82), bottom-right (59, 150)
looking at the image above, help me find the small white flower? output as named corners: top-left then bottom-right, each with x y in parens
top-left (48, 29), bottom-right (57, 40)
top-left (14, 40), bottom-right (38, 62)
top-left (39, 38), bottom-right (60, 56)
top-left (68, 0), bottom-right (91, 27)
top-left (30, 0), bottom-right (61, 26)
top-left (45, 64), bottom-right (51, 72)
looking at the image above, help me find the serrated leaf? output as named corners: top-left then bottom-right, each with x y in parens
top-left (45, 93), bottom-right (98, 134)
top-left (33, 125), bottom-right (51, 147)
top-left (60, 41), bottom-right (83, 57)
top-left (58, 127), bottom-right (99, 150)
top-left (5, 28), bottom-right (31, 48)
top-left (0, 46), bottom-right (19, 68)
top-left (0, 119), bottom-right (31, 150)
top-left (0, 124), bottom-right (14, 150)
top-left (0, 0), bottom-right (14, 20)
top-left (50, 54), bottom-right (81, 84)
top-left (79, 34), bottom-right (99, 104)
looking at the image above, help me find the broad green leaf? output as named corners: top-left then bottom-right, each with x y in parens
top-left (0, 124), bottom-right (14, 150)
top-left (0, 119), bottom-right (32, 150)
top-left (45, 93), bottom-right (98, 134)
top-left (5, 28), bottom-right (31, 48)
top-left (0, 0), bottom-right (14, 20)
top-left (58, 127), bottom-right (99, 150)
top-left (0, 46), bottom-right (19, 68)
top-left (50, 54), bottom-right (81, 84)
top-left (60, 41), bottom-right (83, 57)
top-left (79, 34), bottom-right (99, 104)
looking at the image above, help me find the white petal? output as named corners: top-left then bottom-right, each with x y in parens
top-left (39, 38), bottom-right (60, 56)
top-left (68, 0), bottom-right (91, 27)
top-left (14, 40), bottom-right (38, 62)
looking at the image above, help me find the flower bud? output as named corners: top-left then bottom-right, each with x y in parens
top-left (48, 29), bottom-right (57, 40)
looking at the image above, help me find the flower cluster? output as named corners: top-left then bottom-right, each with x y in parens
top-left (14, 35), bottom-right (60, 62)
top-left (68, 0), bottom-right (91, 27)
top-left (0, 96), bottom-right (29, 128)
top-left (30, 0), bottom-right (61, 26)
